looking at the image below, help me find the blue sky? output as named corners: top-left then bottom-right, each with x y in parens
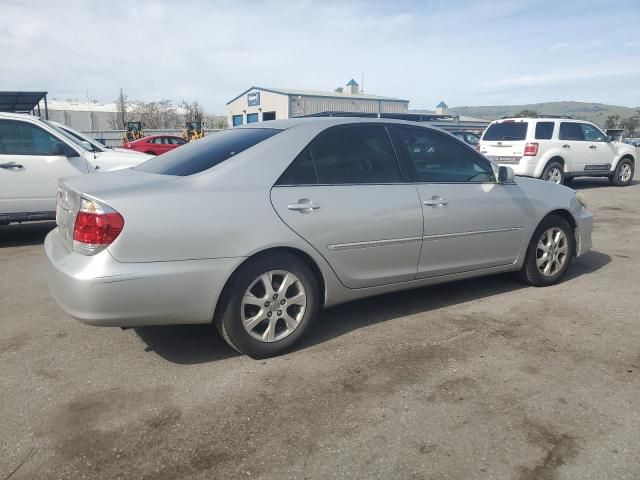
top-left (1, 0), bottom-right (639, 112)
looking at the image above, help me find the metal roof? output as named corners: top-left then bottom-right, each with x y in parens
top-left (0, 91), bottom-right (48, 114)
top-left (436, 101), bottom-right (448, 108)
top-left (227, 86), bottom-right (409, 105)
top-left (346, 79), bottom-right (359, 86)
top-left (302, 111), bottom-right (457, 122)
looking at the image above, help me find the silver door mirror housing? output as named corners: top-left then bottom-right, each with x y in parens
top-left (498, 165), bottom-right (515, 184)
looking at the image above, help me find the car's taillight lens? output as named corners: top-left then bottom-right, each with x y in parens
top-left (72, 198), bottom-right (124, 255)
top-left (524, 143), bottom-right (539, 156)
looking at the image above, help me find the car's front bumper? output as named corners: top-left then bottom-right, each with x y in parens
top-left (44, 228), bottom-right (241, 327)
top-left (574, 206), bottom-right (593, 257)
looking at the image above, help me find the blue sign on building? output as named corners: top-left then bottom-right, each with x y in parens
top-left (247, 92), bottom-right (260, 106)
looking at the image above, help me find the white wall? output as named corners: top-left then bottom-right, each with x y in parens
top-left (227, 89), bottom-right (290, 126)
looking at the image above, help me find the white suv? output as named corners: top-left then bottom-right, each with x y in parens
top-left (0, 112), bottom-right (150, 225)
top-left (479, 117), bottom-right (636, 186)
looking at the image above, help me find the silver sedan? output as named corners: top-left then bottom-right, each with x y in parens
top-left (45, 118), bottom-right (593, 357)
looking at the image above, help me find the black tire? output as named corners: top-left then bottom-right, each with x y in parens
top-left (541, 161), bottom-right (565, 185)
top-left (215, 252), bottom-right (319, 358)
top-left (517, 214), bottom-right (575, 287)
top-left (610, 158), bottom-right (634, 186)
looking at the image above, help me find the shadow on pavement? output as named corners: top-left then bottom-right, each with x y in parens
top-left (137, 250), bottom-right (610, 364)
top-left (571, 178), bottom-right (639, 190)
top-left (0, 221), bottom-right (56, 248)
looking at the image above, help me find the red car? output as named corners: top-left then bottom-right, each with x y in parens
top-left (123, 135), bottom-right (187, 155)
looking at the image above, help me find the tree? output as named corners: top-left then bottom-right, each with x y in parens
top-left (180, 100), bottom-right (204, 125)
top-left (620, 115), bottom-right (640, 137)
top-left (134, 99), bottom-right (180, 129)
top-left (110, 88), bottom-right (129, 129)
top-left (605, 114), bottom-right (620, 129)
top-left (516, 109), bottom-right (538, 117)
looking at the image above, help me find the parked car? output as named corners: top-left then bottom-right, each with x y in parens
top-left (478, 117), bottom-right (636, 186)
top-left (46, 118), bottom-right (593, 358)
top-left (451, 130), bottom-right (481, 146)
top-left (0, 112), bottom-right (149, 225)
top-left (123, 135), bottom-right (187, 155)
top-left (624, 138), bottom-right (640, 147)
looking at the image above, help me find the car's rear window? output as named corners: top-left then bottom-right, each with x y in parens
top-left (482, 122), bottom-right (528, 141)
top-left (134, 128), bottom-right (281, 176)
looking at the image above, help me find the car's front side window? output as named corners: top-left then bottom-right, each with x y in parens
top-left (309, 125), bottom-right (402, 185)
top-left (581, 124), bottom-right (606, 142)
top-left (395, 126), bottom-right (495, 183)
top-left (0, 120), bottom-right (61, 156)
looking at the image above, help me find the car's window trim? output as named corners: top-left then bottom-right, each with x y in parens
top-left (389, 124), bottom-right (498, 184)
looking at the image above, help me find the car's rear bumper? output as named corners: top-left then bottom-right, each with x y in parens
top-left (44, 228), bottom-right (241, 327)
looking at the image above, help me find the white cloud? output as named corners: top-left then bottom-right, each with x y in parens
top-left (624, 40), bottom-right (640, 47)
top-left (549, 42), bottom-right (568, 51)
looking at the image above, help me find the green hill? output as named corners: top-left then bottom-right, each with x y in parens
top-left (449, 102), bottom-right (639, 127)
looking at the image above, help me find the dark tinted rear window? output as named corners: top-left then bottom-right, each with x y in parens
top-left (134, 128), bottom-right (280, 176)
top-left (535, 122), bottom-right (554, 140)
top-left (482, 122), bottom-right (528, 141)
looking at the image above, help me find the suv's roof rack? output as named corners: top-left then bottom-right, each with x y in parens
top-left (500, 115), bottom-right (574, 119)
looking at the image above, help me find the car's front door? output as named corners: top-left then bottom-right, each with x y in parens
top-left (580, 123), bottom-right (614, 173)
top-left (392, 126), bottom-right (527, 278)
top-left (270, 124), bottom-right (423, 288)
top-left (558, 122), bottom-right (589, 173)
top-left (0, 119), bottom-right (88, 214)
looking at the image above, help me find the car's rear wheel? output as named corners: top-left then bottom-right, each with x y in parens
top-left (609, 158), bottom-right (634, 186)
top-left (215, 252), bottom-right (319, 358)
top-left (517, 215), bottom-right (575, 287)
top-left (541, 161), bottom-right (565, 185)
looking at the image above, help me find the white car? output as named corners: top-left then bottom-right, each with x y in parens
top-left (0, 112), bottom-right (150, 225)
top-left (479, 117), bottom-right (636, 186)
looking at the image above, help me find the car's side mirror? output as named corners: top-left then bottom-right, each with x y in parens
top-left (51, 141), bottom-right (79, 157)
top-left (498, 165), bottom-right (515, 184)
top-left (606, 135), bottom-right (613, 143)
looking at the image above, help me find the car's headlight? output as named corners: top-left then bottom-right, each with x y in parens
top-left (575, 191), bottom-right (588, 209)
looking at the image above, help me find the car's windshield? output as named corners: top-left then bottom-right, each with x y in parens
top-left (134, 127), bottom-right (281, 176)
top-left (59, 125), bottom-right (107, 151)
top-left (41, 119), bottom-right (104, 152)
top-left (482, 122), bottom-right (528, 141)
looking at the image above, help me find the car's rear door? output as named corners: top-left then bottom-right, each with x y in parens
top-left (392, 125), bottom-right (527, 278)
top-left (0, 119), bottom-right (88, 214)
top-left (270, 124), bottom-right (423, 288)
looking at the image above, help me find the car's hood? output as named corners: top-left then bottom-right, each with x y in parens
top-left (87, 150), bottom-right (151, 171)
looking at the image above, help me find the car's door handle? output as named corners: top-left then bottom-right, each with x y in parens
top-left (423, 196), bottom-right (448, 207)
top-left (562, 144), bottom-right (571, 149)
top-left (589, 145), bottom-right (597, 149)
top-left (288, 199), bottom-right (320, 213)
top-left (0, 162), bottom-right (24, 169)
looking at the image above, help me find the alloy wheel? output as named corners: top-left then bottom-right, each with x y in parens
top-left (241, 270), bottom-right (307, 342)
top-left (619, 163), bottom-right (632, 183)
top-left (536, 227), bottom-right (568, 277)
top-left (546, 167), bottom-right (563, 184)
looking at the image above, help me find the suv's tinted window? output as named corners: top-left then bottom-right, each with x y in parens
top-left (0, 120), bottom-right (61, 155)
top-left (310, 125), bottom-right (401, 184)
top-left (276, 148), bottom-right (318, 185)
top-left (559, 122), bottom-right (584, 141)
top-left (135, 128), bottom-right (280, 176)
top-left (581, 124), bottom-right (606, 142)
top-left (535, 122), bottom-right (554, 140)
top-left (395, 127), bottom-right (494, 183)
top-left (482, 122), bottom-right (528, 141)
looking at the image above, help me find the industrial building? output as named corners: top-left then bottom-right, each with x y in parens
top-left (226, 79), bottom-right (409, 126)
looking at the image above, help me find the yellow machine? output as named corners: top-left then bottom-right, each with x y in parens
top-left (122, 121), bottom-right (144, 143)
top-left (183, 121), bottom-right (205, 142)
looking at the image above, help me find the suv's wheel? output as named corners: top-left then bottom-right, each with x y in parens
top-left (541, 161), bottom-right (565, 185)
top-left (609, 158), bottom-right (634, 186)
top-left (215, 252), bottom-right (319, 358)
top-left (517, 215), bottom-right (575, 287)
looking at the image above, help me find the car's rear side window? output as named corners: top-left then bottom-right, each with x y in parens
top-left (482, 122), bottom-right (528, 141)
top-left (135, 128), bottom-right (281, 176)
top-left (535, 122), bottom-right (554, 140)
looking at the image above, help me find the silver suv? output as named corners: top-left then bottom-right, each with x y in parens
top-left (479, 117), bottom-right (636, 186)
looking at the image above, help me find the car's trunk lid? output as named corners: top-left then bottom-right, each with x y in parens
top-left (479, 120), bottom-right (529, 164)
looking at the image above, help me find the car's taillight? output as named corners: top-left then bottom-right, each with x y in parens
top-left (524, 142), bottom-right (539, 156)
top-left (72, 198), bottom-right (124, 255)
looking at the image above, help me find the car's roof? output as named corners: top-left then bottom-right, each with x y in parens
top-left (495, 117), bottom-right (586, 123)
top-left (235, 116), bottom-right (446, 131)
top-left (0, 111), bottom-right (41, 121)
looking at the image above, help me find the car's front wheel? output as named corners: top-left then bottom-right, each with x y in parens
top-left (609, 158), bottom-right (634, 186)
top-left (215, 252), bottom-right (319, 358)
top-left (517, 214), bottom-right (575, 287)
top-left (541, 161), bottom-right (565, 185)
